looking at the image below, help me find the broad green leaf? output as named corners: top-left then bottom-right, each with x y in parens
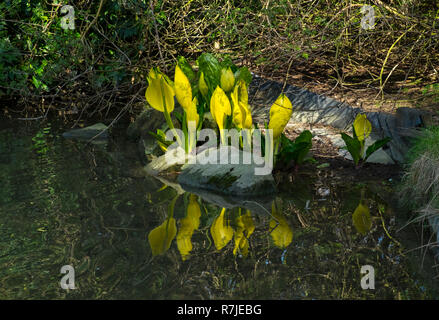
top-left (177, 56), bottom-right (195, 82)
top-left (365, 137), bottom-right (391, 161)
top-left (219, 56), bottom-right (238, 72)
top-left (341, 132), bottom-right (361, 165)
top-left (280, 141), bottom-right (311, 165)
top-left (197, 53), bottom-right (221, 96)
top-left (234, 66), bottom-right (252, 86)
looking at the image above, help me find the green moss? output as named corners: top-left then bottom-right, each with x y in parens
top-left (207, 170), bottom-right (238, 190)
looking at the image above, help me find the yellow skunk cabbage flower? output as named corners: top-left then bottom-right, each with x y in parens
top-left (220, 67), bottom-right (235, 93)
top-left (233, 210), bottom-right (255, 257)
top-left (186, 96), bottom-right (199, 128)
top-left (148, 217), bottom-right (177, 256)
top-left (269, 202), bottom-right (293, 249)
top-left (199, 72), bottom-right (208, 98)
top-left (176, 194), bottom-right (201, 261)
top-left (353, 113), bottom-right (372, 141)
top-left (352, 202), bottom-right (372, 235)
top-left (231, 80), bottom-right (252, 129)
top-left (243, 105), bottom-right (253, 129)
top-left (231, 94), bottom-right (246, 130)
top-left (210, 86), bottom-right (232, 144)
top-left (145, 68), bottom-right (175, 113)
top-left (174, 64), bottom-right (192, 112)
top-left (268, 94), bottom-right (293, 140)
top-left (210, 208), bottom-right (233, 251)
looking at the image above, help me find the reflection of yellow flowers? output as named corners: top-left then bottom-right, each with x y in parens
top-left (269, 202), bottom-right (293, 249)
top-left (352, 202), bottom-right (372, 235)
top-left (174, 64), bottom-right (192, 112)
top-left (148, 216), bottom-right (177, 256)
top-left (210, 208), bottom-right (234, 251)
top-left (233, 210), bottom-right (255, 257)
top-left (268, 94), bottom-right (293, 140)
top-left (210, 86), bottom-right (232, 145)
top-left (177, 194), bottom-right (201, 261)
top-left (220, 67), bottom-right (235, 92)
top-left (145, 68), bottom-right (175, 113)
top-left (199, 72), bottom-right (208, 98)
top-left (353, 113), bottom-right (372, 141)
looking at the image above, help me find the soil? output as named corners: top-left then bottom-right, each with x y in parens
top-left (274, 121), bottom-right (402, 188)
top-left (254, 64), bottom-right (439, 126)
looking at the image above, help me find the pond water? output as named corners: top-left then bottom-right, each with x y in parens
top-left (0, 119), bottom-right (438, 299)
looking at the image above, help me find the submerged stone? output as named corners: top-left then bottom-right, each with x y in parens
top-left (62, 123), bottom-right (108, 143)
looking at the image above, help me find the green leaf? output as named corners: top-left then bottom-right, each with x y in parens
top-left (365, 137), bottom-right (391, 161)
top-left (177, 56), bottom-right (196, 82)
top-left (341, 133), bottom-right (361, 165)
top-left (148, 130), bottom-right (172, 147)
top-left (234, 66), bottom-right (252, 86)
top-left (219, 56), bottom-right (238, 73)
top-left (173, 111), bottom-right (184, 125)
top-left (278, 131), bottom-right (313, 165)
top-left (197, 53), bottom-right (221, 97)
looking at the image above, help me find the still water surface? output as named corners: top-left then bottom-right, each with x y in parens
top-left (0, 119), bottom-right (438, 299)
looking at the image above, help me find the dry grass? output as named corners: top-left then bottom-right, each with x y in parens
top-left (400, 127), bottom-right (439, 255)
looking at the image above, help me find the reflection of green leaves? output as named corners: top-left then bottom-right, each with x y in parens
top-left (352, 202), bottom-right (372, 235)
top-left (32, 126), bottom-right (51, 154)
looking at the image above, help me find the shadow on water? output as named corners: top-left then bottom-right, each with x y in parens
top-left (0, 119), bottom-right (438, 299)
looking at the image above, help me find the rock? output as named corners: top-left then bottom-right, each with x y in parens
top-left (181, 186), bottom-right (274, 215)
top-left (178, 146), bottom-right (276, 197)
top-left (126, 109), bottom-right (164, 140)
top-left (144, 147), bottom-right (193, 176)
top-left (248, 74), bottom-right (432, 164)
top-left (62, 123), bottom-right (108, 143)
